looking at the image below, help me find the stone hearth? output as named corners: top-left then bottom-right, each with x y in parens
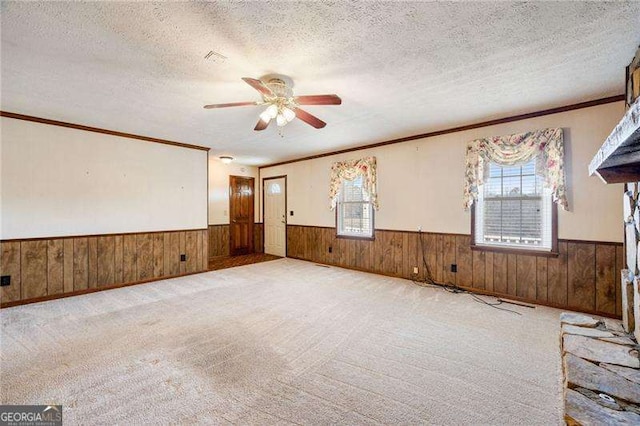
top-left (561, 312), bottom-right (640, 424)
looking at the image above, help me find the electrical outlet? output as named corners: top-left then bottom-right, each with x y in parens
top-left (180, 254), bottom-right (186, 262)
top-left (328, 246), bottom-right (333, 253)
top-left (451, 264), bottom-right (457, 273)
top-left (0, 276), bottom-right (10, 287)
top-left (413, 266), bottom-right (419, 274)
top-left (290, 211), bottom-right (294, 216)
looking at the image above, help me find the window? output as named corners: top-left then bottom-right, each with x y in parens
top-left (267, 182), bottom-right (281, 194)
top-left (337, 176), bottom-right (374, 238)
top-left (473, 159), bottom-right (555, 253)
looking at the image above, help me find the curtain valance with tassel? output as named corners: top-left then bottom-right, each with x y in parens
top-left (463, 128), bottom-right (568, 210)
top-left (329, 156), bottom-right (379, 210)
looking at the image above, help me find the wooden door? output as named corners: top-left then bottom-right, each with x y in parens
top-left (229, 176), bottom-right (254, 255)
top-left (264, 177), bottom-right (286, 257)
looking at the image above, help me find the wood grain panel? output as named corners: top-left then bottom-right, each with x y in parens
top-left (73, 238), bottom-right (89, 290)
top-left (21, 241), bottom-right (48, 299)
top-left (536, 257), bottom-right (548, 302)
top-left (202, 229), bottom-right (209, 269)
top-left (185, 231), bottom-right (198, 274)
top-left (324, 229), bottom-right (337, 266)
top-left (1, 242), bottom-right (21, 302)
top-left (153, 233), bottom-right (164, 278)
top-left (402, 233), bottom-right (418, 278)
top-left (456, 235), bottom-right (472, 287)
top-left (567, 242), bottom-right (596, 312)
top-left (370, 232), bottom-right (385, 274)
top-left (484, 252), bottom-right (494, 292)
top-left (345, 239), bottom-right (357, 269)
top-left (179, 231), bottom-right (186, 275)
top-left (442, 235), bottom-right (456, 284)
top-left (336, 234), bottom-right (349, 267)
top-left (286, 226), bottom-right (296, 258)
top-left (595, 244), bottom-right (617, 315)
top-left (164, 232), bottom-right (180, 276)
top-left (136, 233), bottom-right (154, 280)
top-left (493, 253), bottom-right (508, 294)
top-left (114, 235), bottom-right (123, 284)
top-left (254, 223), bottom-right (264, 254)
top-left (390, 232), bottom-right (403, 277)
top-left (47, 239), bottom-right (64, 295)
top-left (2, 228), bottom-right (208, 307)
top-left (306, 227), bottom-right (321, 263)
top-left (548, 241), bottom-right (568, 306)
top-left (123, 234), bottom-right (137, 283)
top-left (97, 236), bottom-right (115, 288)
top-left (88, 237), bottom-right (98, 289)
top-left (63, 239), bottom-right (74, 293)
top-left (208, 225), bottom-right (230, 258)
top-left (353, 238), bottom-right (371, 271)
top-left (435, 234), bottom-right (444, 282)
top-left (507, 254), bottom-right (517, 296)
top-left (195, 231), bottom-right (203, 272)
top-left (472, 250), bottom-right (485, 289)
top-left (516, 255), bottom-right (536, 300)
top-left (423, 233), bottom-right (438, 282)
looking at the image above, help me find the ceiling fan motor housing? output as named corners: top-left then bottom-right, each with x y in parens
top-left (264, 78), bottom-right (293, 100)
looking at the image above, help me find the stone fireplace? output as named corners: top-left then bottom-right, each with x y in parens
top-left (565, 46), bottom-right (640, 424)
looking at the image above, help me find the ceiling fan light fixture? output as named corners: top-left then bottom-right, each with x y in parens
top-left (265, 104), bottom-right (279, 119)
top-left (219, 156), bottom-right (234, 164)
top-left (259, 110), bottom-right (272, 123)
top-left (282, 107), bottom-right (296, 122)
top-left (276, 114), bottom-right (287, 127)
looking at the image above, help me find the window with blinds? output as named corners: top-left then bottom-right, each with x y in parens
top-left (337, 176), bottom-right (374, 238)
top-left (474, 159), bottom-right (553, 251)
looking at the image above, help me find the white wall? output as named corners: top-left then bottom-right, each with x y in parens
top-left (208, 155), bottom-right (259, 225)
top-left (1, 117), bottom-right (208, 239)
top-left (261, 102), bottom-right (625, 242)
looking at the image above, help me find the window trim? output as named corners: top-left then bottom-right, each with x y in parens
top-left (334, 178), bottom-right (375, 240)
top-left (470, 200), bottom-right (559, 257)
top-left (335, 206), bottom-right (375, 240)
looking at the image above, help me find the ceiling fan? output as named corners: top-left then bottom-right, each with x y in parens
top-left (204, 77), bottom-right (341, 131)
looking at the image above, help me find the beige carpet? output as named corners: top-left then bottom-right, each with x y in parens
top-left (1, 258), bottom-right (563, 424)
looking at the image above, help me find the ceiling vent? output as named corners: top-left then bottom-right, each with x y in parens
top-left (204, 50), bottom-right (227, 63)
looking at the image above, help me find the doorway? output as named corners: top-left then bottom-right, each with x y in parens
top-left (263, 176), bottom-right (287, 257)
top-left (229, 176), bottom-right (254, 255)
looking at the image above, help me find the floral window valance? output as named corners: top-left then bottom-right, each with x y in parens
top-left (463, 128), bottom-right (568, 211)
top-left (329, 156), bottom-right (379, 210)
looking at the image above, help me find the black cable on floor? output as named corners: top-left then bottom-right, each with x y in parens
top-left (412, 231), bottom-right (522, 316)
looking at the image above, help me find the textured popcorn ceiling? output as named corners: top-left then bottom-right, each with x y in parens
top-left (1, 1), bottom-right (639, 165)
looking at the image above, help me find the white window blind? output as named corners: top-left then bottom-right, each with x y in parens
top-left (474, 159), bottom-right (552, 251)
top-left (337, 176), bottom-right (373, 238)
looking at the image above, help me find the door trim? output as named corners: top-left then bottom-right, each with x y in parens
top-left (262, 175), bottom-right (287, 256)
top-left (229, 175), bottom-right (255, 255)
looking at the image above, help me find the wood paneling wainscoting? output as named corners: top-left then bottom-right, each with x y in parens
top-left (286, 225), bottom-right (624, 318)
top-left (1, 229), bottom-right (208, 308)
top-left (208, 223), bottom-right (263, 259)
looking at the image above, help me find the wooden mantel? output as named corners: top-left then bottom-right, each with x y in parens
top-left (589, 99), bottom-right (640, 184)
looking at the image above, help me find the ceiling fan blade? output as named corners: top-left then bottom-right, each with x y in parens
top-left (242, 77), bottom-right (274, 96)
top-left (203, 101), bottom-right (258, 109)
top-left (295, 95), bottom-right (342, 105)
top-left (254, 117), bottom-right (270, 131)
top-left (294, 108), bottom-right (326, 129)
